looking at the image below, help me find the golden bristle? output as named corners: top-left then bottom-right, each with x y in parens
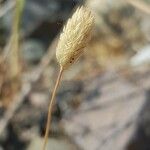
top-left (56, 6), bottom-right (94, 69)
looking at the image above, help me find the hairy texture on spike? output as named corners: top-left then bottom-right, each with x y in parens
top-left (56, 6), bottom-right (94, 69)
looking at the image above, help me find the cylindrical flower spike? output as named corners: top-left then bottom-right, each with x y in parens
top-left (56, 6), bottom-right (94, 69)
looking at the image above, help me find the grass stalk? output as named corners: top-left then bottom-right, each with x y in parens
top-left (42, 66), bottom-right (63, 150)
top-left (7, 0), bottom-right (25, 79)
top-left (42, 6), bottom-right (94, 150)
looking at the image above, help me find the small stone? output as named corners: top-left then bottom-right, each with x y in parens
top-left (29, 92), bottom-right (48, 108)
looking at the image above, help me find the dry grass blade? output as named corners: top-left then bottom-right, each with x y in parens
top-left (6, 0), bottom-right (25, 79)
top-left (0, 0), bottom-right (25, 106)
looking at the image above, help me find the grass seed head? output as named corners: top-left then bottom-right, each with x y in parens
top-left (56, 6), bottom-right (94, 69)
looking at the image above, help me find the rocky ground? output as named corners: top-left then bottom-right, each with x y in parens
top-left (0, 0), bottom-right (150, 150)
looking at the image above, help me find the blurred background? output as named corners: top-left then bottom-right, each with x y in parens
top-left (0, 0), bottom-right (150, 150)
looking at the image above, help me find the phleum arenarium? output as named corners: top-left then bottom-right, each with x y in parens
top-left (43, 6), bottom-right (94, 150)
top-left (56, 6), bottom-right (94, 69)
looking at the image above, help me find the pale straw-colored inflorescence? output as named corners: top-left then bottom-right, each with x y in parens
top-left (56, 6), bottom-right (94, 69)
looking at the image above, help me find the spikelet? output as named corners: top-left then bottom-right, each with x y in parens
top-left (56, 6), bottom-right (94, 69)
